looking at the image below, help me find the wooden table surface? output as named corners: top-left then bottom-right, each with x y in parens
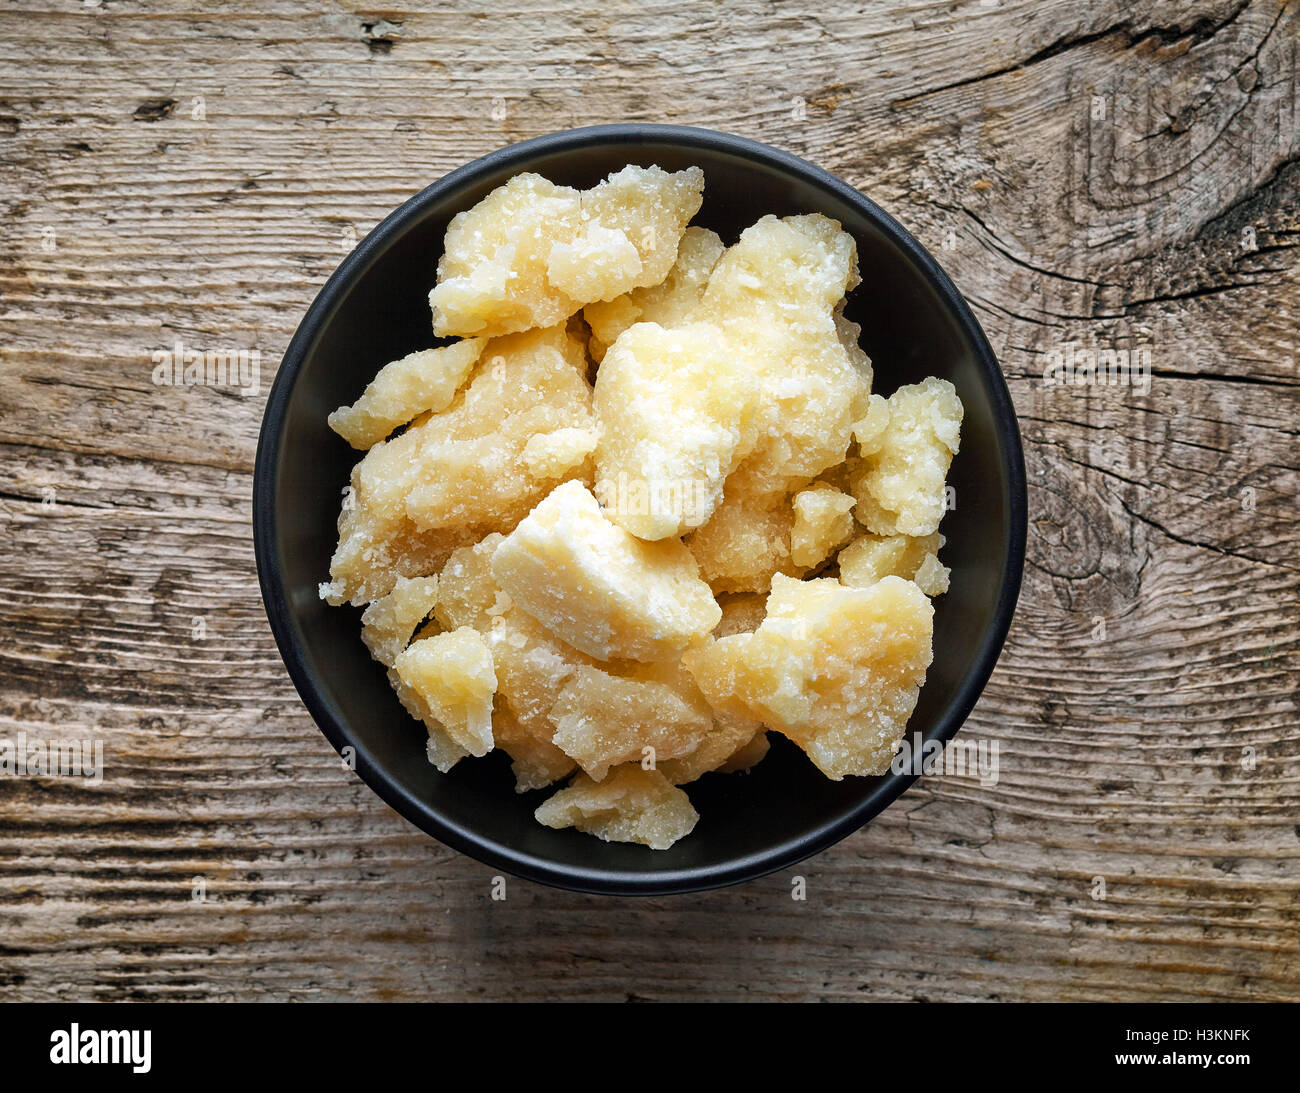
top-left (1, 0), bottom-right (1296, 1002)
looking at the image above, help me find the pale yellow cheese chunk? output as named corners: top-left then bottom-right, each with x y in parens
top-left (684, 468), bottom-right (806, 594)
top-left (491, 697), bottom-right (576, 793)
top-left (522, 425), bottom-right (601, 480)
top-left (320, 484), bottom-right (482, 607)
top-left (851, 393), bottom-right (891, 452)
top-left (592, 321), bottom-right (760, 539)
top-left (790, 483), bottom-right (857, 568)
top-left (360, 574), bottom-right (439, 667)
top-left (679, 214), bottom-right (871, 591)
top-left (850, 376), bottom-right (962, 537)
top-left (683, 574), bottom-right (933, 780)
top-left (912, 552), bottom-right (951, 598)
top-left (320, 324), bottom-right (590, 606)
top-left (491, 480), bottom-right (721, 662)
top-left (838, 531), bottom-right (950, 596)
top-left (583, 296), bottom-right (640, 365)
top-left (543, 652), bottom-right (759, 786)
top-left (357, 323), bottom-right (596, 534)
top-left (547, 222), bottom-right (643, 302)
top-left (433, 533), bottom-right (511, 632)
top-left (394, 628), bottom-right (497, 757)
top-left (657, 712), bottom-right (766, 785)
top-left (584, 226), bottom-right (724, 361)
top-left (698, 213), bottom-right (869, 492)
top-left (713, 592), bottom-right (769, 637)
top-left (429, 173), bottom-right (583, 338)
top-left (714, 729), bottom-right (770, 774)
top-left (388, 669), bottom-right (469, 774)
top-left (483, 609), bottom-right (592, 760)
top-left (327, 338), bottom-right (485, 450)
top-left (562, 164), bottom-right (705, 300)
top-left (549, 663), bottom-right (714, 781)
top-left (429, 166), bottom-right (704, 339)
top-left (484, 607), bottom-right (586, 791)
top-left (534, 765), bottom-right (699, 850)
top-left (435, 534), bottom-right (578, 790)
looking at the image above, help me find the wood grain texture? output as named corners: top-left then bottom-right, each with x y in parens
top-left (1, 0), bottom-right (1297, 1002)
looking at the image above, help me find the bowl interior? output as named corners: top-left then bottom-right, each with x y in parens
top-left (256, 127), bottom-right (1024, 894)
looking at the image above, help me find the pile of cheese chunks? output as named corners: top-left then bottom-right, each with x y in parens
top-left (319, 165), bottom-right (963, 850)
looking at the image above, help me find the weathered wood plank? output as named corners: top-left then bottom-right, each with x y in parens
top-left (0, 0), bottom-right (1296, 1001)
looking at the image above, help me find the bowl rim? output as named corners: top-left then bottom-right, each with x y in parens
top-left (253, 122), bottom-right (1028, 896)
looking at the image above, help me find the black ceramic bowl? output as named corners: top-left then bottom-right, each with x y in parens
top-left (254, 124), bottom-right (1026, 896)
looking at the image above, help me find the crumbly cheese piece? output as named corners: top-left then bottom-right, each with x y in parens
top-left (491, 480), bottom-right (721, 662)
top-left (357, 323), bottom-right (596, 534)
top-left (534, 765), bottom-right (699, 849)
top-left (790, 483), bottom-right (857, 568)
top-left (583, 296), bottom-right (640, 365)
top-left (715, 729), bottom-right (770, 774)
top-left (387, 668), bottom-right (469, 773)
top-left (833, 304), bottom-right (874, 401)
top-left (680, 214), bottom-right (870, 590)
top-left (657, 711), bottom-right (766, 785)
top-left (538, 653), bottom-right (757, 787)
top-left (484, 609), bottom-right (591, 757)
top-left (564, 165), bottom-right (706, 297)
top-left (491, 698), bottom-right (576, 793)
top-left (327, 339), bottom-right (485, 450)
top-left (429, 173), bottom-right (583, 338)
top-left (713, 592), bottom-right (768, 637)
top-left (547, 223), bottom-right (643, 303)
top-left (394, 628), bottom-right (497, 757)
top-left (522, 425), bottom-right (601, 480)
top-left (434, 533), bottom-right (510, 632)
top-left (321, 325), bottom-right (590, 605)
top-left (584, 226), bottom-right (724, 361)
top-left (484, 607), bottom-right (586, 791)
top-left (684, 468), bottom-right (805, 594)
top-left (838, 531), bottom-right (950, 596)
top-left (850, 377), bottom-right (962, 537)
top-left (549, 663), bottom-right (714, 781)
top-left (912, 552), bottom-right (951, 598)
top-left (851, 392), bottom-right (891, 452)
top-left (321, 482), bottom-right (482, 606)
top-left (360, 575), bottom-right (439, 667)
top-left (592, 321), bottom-right (760, 539)
top-left (429, 166), bottom-right (704, 339)
top-left (698, 214), bottom-right (869, 492)
top-left (435, 534), bottom-right (578, 790)
top-left (683, 574), bottom-right (933, 780)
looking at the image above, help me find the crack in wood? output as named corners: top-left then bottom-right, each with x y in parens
top-left (893, 0), bottom-right (1256, 106)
